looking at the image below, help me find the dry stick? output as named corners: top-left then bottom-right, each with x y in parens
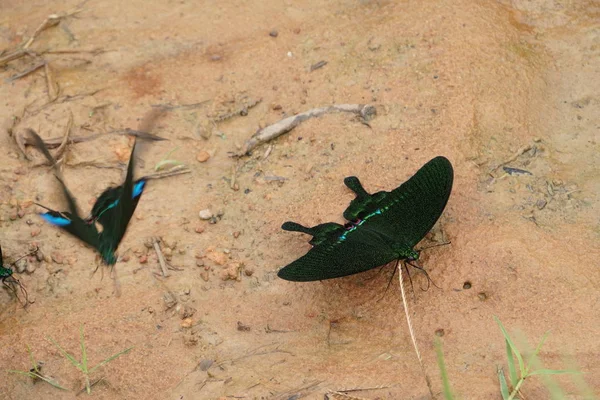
top-left (27, 113), bottom-right (73, 165)
top-left (0, 49), bottom-right (36, 67)
top-left (23, 14), bottom-right (62, 49)
top-left (490, 144), bottom-right (533, 174)
top-left (6, 60), bottom-right (46, 82)
top-left (235, 104), bottom-right (377, 156)
top-left (143, 168), bottom-right (191, 180)
top-left (20, 129), bottom-right (165, 149)
top-left (44, 62), bottom-right (59, 101)
top-left (399, 265), bottom-right (434, 398)
top-left (152, 237), bottom-right (170, 277)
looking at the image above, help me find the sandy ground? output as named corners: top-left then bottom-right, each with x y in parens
top-left (0, 0), bottom-right (598, 399)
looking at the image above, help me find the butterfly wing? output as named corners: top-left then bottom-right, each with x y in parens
top-left (93, 179), bottom-right (146, 226)
top-left (278, 221), bottom-right (399, 281)
top-left (343, 156), bottom-right (453, 249)
top-left (98, 141), bottom-right (145, 254)
top-left (29, 130), bottom-right (101, 249)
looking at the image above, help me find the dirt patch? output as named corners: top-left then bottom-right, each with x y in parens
top-left (1, 0), bottom-right (598, 399)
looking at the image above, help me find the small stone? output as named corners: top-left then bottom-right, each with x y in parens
top-left (121, 254), bottom-right (130, 262)
top-left (237, 321), bottom-right (251, 331)
top-left (463, 281), bottom-right (472, 290)
top-left (163, 247), bottom-right (173, 258)
top-left (271, 104), bottom-right (282, 111)
top-left (147, 307), bottom-right (154, 314)
top-left (435, 329), bottom-right (445, 337)
top-left (207, 251), bottom-right (228, 265)
top-left (15, 259), bottom-right (27, 273)
top-left (181, 318), bottom-right (193, 328)
top-left (143, 238), bottom-right (154, 249)
top-left (269, 30), bottom-right (278, 37)
top-left (26, 261), bottom-right (37, 274)
top-left (179, 305), bottom-right (196, 319)
top-left (163, 292), bottom-right (178, 309)
top-left (196, 151), bottom-right (211, 163)
top-left (477, 292), bottom-right (488, 301)
top-left (198, 359), bottom-right (213, 371)
top-left (536, 199), bottom-right (547, 210)
top-left (195, 225), bottom-right (205, 234)
top-left (232, 231), bottom-right (241, 238)
top-left (139, 255), bottom-right (148, 263)
top-left (51, 252), bottom-right (64, 264)
top-left (9, 211), bottom-right (17, 221)
top-left (35, 249), bottom-right (44, 262)
top-left (200, 271), bottom-right (210, 281)
top-left (199, 209), bottom-right (213, 220)
top-left (210, 54), bottom-right (221, 62)
top-left (183, 287), bottom-right (191, 295)
top-left (66, 257), bottom-right (77, 266)
top-left (244, 266), bottom-right (254, 277)
top-left (30, 227), bottom-right (41, 237)
top-left (17, 208), bottom-right (25, 218)
top-left (196, 259), bottom-right (205, 268)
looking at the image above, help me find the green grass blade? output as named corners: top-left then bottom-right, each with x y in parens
top-left (25, 345), bottom-right (40, 374)
top-left (47, 336), bottom-right (83, 372)
top-left (525, 330), bottom-right (550, 373)
top-left (79, 326), bottom-right (88, 373)
top-left (8, 370), bottom-right (69, 390)
top-left (529, 369), bottom-right (581, 376)
top-left (434, 338), bottom-right (454, 400)
top-left (497, 366), bottom-right (510, 400)
top-left (88, 347), bottom-right (133, 374)
top-left (154, 159), bottom-right (184, 172)
top-left (505, 336), bottom-right (518, 386)
top-left (495, 317), bottom-right (525, 380)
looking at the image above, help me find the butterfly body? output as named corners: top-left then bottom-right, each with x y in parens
top-left (30, 131), bottom-right (143, 266)
top-left (278, 156), bottom-right (453, 282)
top-left (0, 244), bottom-right (34, 305)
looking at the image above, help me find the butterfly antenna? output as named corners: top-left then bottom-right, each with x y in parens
top-left (406, 261), bottom-right (441, 290)
top-left (417, 241), bottom-right (451, 252)
top-left (376, 259), bottom-right (401, 303)
top-left (9, 246), bottom-right (39, 266)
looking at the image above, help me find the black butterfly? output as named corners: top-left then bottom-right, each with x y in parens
top-left (278, 156), bottom-right (454, 282)
top-left (30, 130), bottom-right (145, 266)
top-left (0, 244), bottom-right (37, 305)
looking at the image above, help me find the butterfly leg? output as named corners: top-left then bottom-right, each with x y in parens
top-left (406, 261), bottom-right (441, 290)
top-left (2, 278), bottom-right (28, 307)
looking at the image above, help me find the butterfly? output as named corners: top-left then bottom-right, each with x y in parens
top-left (278, 156), bottom-right (454, 282)
top-left (30, 130), bottom-right (145, 266)
top-left (0, 244), bottom-right (38, 305)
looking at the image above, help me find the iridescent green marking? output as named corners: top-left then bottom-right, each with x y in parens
top-left (339, 209), bottom-right (382, 241)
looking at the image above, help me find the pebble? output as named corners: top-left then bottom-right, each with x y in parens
top-left (179, 305), bottom-right (196, 319)
top-left (269, 30), bottom-right (278, 37)
top-left (51, 252), bottom-right (64, 264)
top-left (121, 254), bottom-right (130, 262)
top-left (196, 151), bottom-right (211, 163)
top-left (198, 359), bottom-right (213, 371)
top-left (210, 54), bottom-right (221, 62)
top-left (15, 259), bottom-right (27, 273)
top-left (26, 261), bottom-right (37, 274)
top-left (435, 329), bottom-right (445, 337)
top-left (232, 231), bottom-right (241, 238)
top-left (237, 321), bottom-right (251, 331)
top-left (139, 255), bottom-right (148, 264)
top-left (199, 209), bottom-right (213, 220)
top-left (9, 211), bottom-right (17, 221)
top-left (200, 271), bottom-right (210, 282)
top-left (244, 266), bottom-right (254, 277)
top-left (207, 251), bottom-right (228, 266)
top-left (17, 208), bottom-right (25, 218)
top-left (180, 318), bottom-right (193, 328)
top-left (35, 249), bottom-right (44, 262)
top-left (163, 292), bottom-right (178, 309)
top-left (143, 238), bottom-right (154, 249)
top-left (30, 227), bottom-right (41, 237)
top-left (195, 225), bottom-right (205, 234)
top-left (196, 259), bottom-right (205, 268)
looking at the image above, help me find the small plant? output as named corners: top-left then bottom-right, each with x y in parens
top-left (154, 146), bottom-right (184, 171)
top-left (48, 325), bottom-right (133, 394)
top-left (495, 316), bottom-right (580, 400)
top-left (434, 337), bottom-right (455, 400)
top-left (8, 345), bottom-right (68, 390)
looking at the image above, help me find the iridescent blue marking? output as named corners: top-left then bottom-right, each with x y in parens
top-left (339, 209), bottom-right (383, 241)
top-left (41, 213), bottom-right (71, 226)
top-left (96, 180), bottom-right (146, 219)
top-left (133, 180), bottom-right (146, 198)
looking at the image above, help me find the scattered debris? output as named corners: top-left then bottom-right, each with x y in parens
top-left (234, 104), bottom-right (377, 156)
top-left (503, 166), bottom-right (532, 176)
top-left (310, 60), bottom-right (327, 71)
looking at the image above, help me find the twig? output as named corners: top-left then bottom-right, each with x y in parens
top-left (490, 144), bottom-right (533, 173)
top-left (152, 237), bottom-right (170, 277)
top-left (44, 62), bottom-right (60, 101)
top-left (234, 104), bottom-right (376, 156)
top-left (0, 49), bottom-right (36, 67)
top-left (150, 100), bottom-right (211, 110)
top-left (143, 167), bottom-right (191, 180)
top-left (6, 60), bottom-right (46, 82)
top-left (399, 264), bottom-right (434, 398)
top-left (23, 14), bottom-right (63, 49)
top-left (53, 111), bottom-right (73, 162)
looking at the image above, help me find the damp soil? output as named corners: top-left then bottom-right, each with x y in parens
top-left (0, 1), bottom-right (598, 399)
